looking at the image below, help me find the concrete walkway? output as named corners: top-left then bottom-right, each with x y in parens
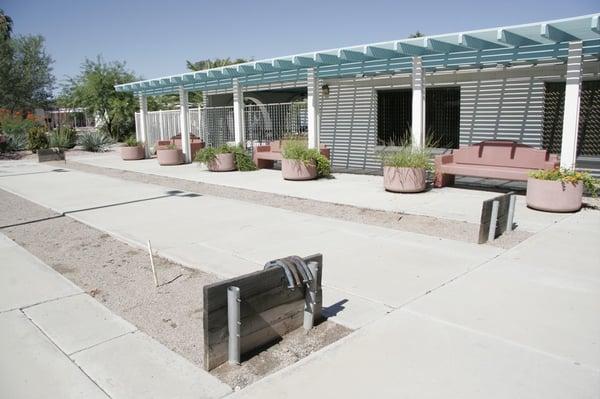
top-left (0, 233), bottom-right (231, 399)
top-left (0, 161), bottom-right (502, 329)
top-left (71, 152), bottom-right (568, 233)
top-left (231, 209), bottom-right (600, 398)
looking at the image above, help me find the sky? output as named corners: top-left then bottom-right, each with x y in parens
top-left (3, 0), bottom-right (599, 93)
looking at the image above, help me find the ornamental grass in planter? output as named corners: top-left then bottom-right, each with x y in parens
top-left (380, 142), bottom-right (432, 193)
top-left (120, 136), bottom-right (145, 160)
top-left (281, 140), bottom-right (331, 181)
top-left (157, 144), bottom-right (184, 166)
top-left (194, 144), bottom-right (256, 172)
top-left (526, 168), bottom-right (598, 212)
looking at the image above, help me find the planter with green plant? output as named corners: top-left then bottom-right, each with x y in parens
top-left (281, 140), bottom-right (330, 181)
top-left (120, 136), bottom-right (145, 160)
top-left (194, 144), bottom-right (256, 172)
top-left (527, 168), bottom-right (598, 212)
top-left (380, 143), bottom-right (432, 193)
top-left (157, 143), bottom-right (183, 165)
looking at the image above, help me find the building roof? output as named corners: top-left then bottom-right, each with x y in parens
top-left (116, 14), bottom-right (600, 96)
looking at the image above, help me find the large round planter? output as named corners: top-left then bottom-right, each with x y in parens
top-left (120, 146), bottom-right (145, 160)
top-left (207, 153), bottom-right (236, 172)
top-left (383, 166), bottom-right (427, 193)
top-left (282, 159), bottom-right (317, 181)
top-left (157, 149), bottom-right (183, 166)
top-left (526, 177), bottom-right (583, 212)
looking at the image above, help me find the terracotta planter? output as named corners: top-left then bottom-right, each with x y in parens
top-left (157, 148), bottom-right (183, 166)
top-left (526, 177), bottom-right (583, 212)
top-left (207, 153), bottom-right (236, 172)
top-left (282, 159), bottom-right (317, 181)
top-left (120, 145), bottom-right (145, 160)
top-left (383, 166), bottom-right (427, 193)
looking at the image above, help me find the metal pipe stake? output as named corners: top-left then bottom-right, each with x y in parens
top-left (227, 286), bottom-right (241, 365)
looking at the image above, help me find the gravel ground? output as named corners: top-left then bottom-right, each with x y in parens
top-left (61, 158), bottom-right (531, 249)
top-left (0, 188), bottom-right (351, 389)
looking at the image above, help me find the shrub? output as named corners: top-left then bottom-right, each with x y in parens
top-left (124, 136), bottom-right (141, 147)
top-left (194, 144), bottom-right (256, 171)
top-left (0, 111), bottom-right (45, 153)
top-left (380, 143), bottom-right (433, 170)
top-left (78, 130), bottom-right (114, 152)
top-left (2, 133), bottom-right (27, 152)
top-left (49, 127), bottom-right (77, 149)
top-left (529, 168), bottom-right (599, 197)
top-left (282, 140), bottom-right (330, 177)
top-left (27, 126), bottom-right (49, 153)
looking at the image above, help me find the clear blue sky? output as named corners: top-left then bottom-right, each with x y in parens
top-left (4, 0), bottom-right (599, 92)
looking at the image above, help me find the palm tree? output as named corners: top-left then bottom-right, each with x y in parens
top-left (186, 57), bottom-right (250, 71)
top-left (0, 9), bottom-right (13, 40)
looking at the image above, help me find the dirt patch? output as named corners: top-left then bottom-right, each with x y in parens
top-left (0, 188), bottom-right (351, 388)
top-left (61, 159), bottom-right (531, 249)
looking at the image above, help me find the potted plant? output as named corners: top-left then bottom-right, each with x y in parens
top-left (156, 143), bottom-right (183, 166)
top-left (194, 144), bottom-right (256, 172)
top-left (281, 140), bottom-right (330, 181)
top-left (120, 136), bottom-right (145, 160)
top-left (527, 168), bottom-right (598, 212)
top-left (380, 143), bottom-right (432, 193)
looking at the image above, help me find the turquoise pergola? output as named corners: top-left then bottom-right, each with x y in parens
top-left (116, 14), bottom-right (600, 167)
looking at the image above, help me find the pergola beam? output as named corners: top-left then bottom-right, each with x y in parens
top-left (541, 23), bottom-right (579, 42)
top-left (459, 33), bottom-right (506, 50)
top-left (497, 29), bottom-right (541, 47)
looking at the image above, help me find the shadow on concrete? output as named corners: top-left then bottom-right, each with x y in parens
top-left (322, 299), bottom-right (348, 319)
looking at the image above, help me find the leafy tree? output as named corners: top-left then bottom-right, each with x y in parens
top-left (61, 57), bottom-right (137, 140)
top-left (186, 57), bottom-right (249, 71)
top-left (408, 31), bottom-right (425, 38)
top-left (0, 10), bottom-right (54, 113)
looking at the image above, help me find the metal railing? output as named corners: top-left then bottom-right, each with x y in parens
top-left (135, 102), bottom-right (308, 149)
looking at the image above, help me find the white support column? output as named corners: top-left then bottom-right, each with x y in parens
top-left (179, 86), bottom-right (191, 163)
top-left (233, 79), bottom-right (245, 147)
top-left (560, 41), bottom-right (583, 170)
top-left (307, 68), bottom-right (320, 149)
top-left (411, 56), bottom-right (426, 148)
top-left (158, 110), bottom-right (165, 140)
top-left (139, 95), bottom-right (148, 156)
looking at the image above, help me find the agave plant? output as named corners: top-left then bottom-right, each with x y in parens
top-left (78, 131), bottom-right (114, 152)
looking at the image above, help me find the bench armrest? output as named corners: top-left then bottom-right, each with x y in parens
top-left (435, 154), bottom-right (454, 165)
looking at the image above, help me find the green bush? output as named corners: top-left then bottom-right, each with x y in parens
top-left (380, 142), bottom-right (433, 170)
top-left (78, 130), bottom-right (114, 152)
top-left (49, 127), bottom-right (77, 149)
top-left (0, 112), bottom-right (44, 153)
top-left (529, 168), bottom-right (599, 197)
top-left (124, 136), bottom-right (141, 147)
top-left (27, 126), bottom-right (49, 153)
top-left (194, 144), bottom-right (256, 171)
top-left (282, 140), bottom-right (330, 177)
top-left (1, 133), bottom-right (27, 152)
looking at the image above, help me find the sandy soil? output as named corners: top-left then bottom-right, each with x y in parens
top-left (0, 188), bottom-right (351, 389)
top-left (61, 158), bottom-right (531, 249)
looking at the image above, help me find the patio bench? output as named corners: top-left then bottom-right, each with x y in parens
top-left (253, 140), bottom-right (331, 169)
top-left (155, 134), bottom-right (205, 159)
top-left (434, 140), bottom-right (559, 187)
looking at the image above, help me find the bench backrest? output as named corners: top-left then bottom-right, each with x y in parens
top-left (453, 141), bottom-right (552, 168)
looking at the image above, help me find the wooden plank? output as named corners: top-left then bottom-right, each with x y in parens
top-left (478, 192), bottom-right (514, 243)
top-left (203, 254), bottom-right (323, 370)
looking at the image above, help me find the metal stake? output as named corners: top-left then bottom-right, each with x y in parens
top-left (488, 200), bottom-right (499, 242)
top-left (227, 286), bottom-right (241, 365)
top-left (506, 194), bottom-right (516, 231)
top-left (147, 240), bottom-right (158, 287)
top-left (303, 261), bottom-right (319, 331)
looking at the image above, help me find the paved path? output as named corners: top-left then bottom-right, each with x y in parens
top-left (231, 209), bottom-right (600, 398)
top-left (0, 233), bottom-right (231, 399)
top-left (0, 161), bottom-right (502, 328)
top-left (72, 152), bottom-right (568, 233)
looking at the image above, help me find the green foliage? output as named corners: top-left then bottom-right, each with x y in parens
top-left (408, 31), bottom-right (425, 38)
top-left (0, 131), bottom-right (26, 152)
top-left (186, 58), bottom-right (250, 71)
top-left (0, 111), bottom-right (45, 152)
top-left (282, 140), bottom-right (331, 177)
top-left (529, 168), bottom-right (599, 197)
top-left (0, 9), bottom-right (13, 40)
top-left (0, 32), bottom-right (54, 112)
top-left (380, 143), bottom-right (433, 170)
top-left (27, 126), bottom-right (48, 152)
top-left (124, 136), bottom-right (141, 147)
top-left (60, 56), bottom-right (137, 140)
top-left (49, 127), bottom-right (77, 149)
top-left (194, 144), bottom-right (256, 171)
top-left (78, 130), bottom-right (114, 152)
